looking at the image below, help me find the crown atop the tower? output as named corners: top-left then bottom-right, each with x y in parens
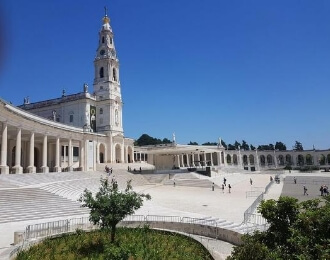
top-left (102, 6), bottom-right (111, 31)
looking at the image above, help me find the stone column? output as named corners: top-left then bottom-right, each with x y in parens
top-left (79, 139), bottom-right (85, 171)
top-left (255, 150), bottom-right (260, 171)
top-left (0, 122), bottom-right (9, 174)
top-left (41, 134), bottom-right (49, 173)
top-left (191, 153), bottom-right (195, 167)
top-left (13, 128), bottom-right (23, 174)
top-left (27, 132), bottom-right (36, 173)
top-left (217, 152), bottom-right (221, 166)
top-left (274, 151), bottom-right (278, 169)
top-left (54, 137), bottom-right (61, 172)
top-left (210, 152), bottom-right (214, 166)
top-left (181, 154), bottom-right (184, 167)
top-left (68, 138), bottom-right (73, 171)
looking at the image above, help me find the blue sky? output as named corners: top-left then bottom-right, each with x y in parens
top-left (0, 1), bottom-right (330, 149)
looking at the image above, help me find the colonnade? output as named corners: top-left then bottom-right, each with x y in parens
top-left (0, 122), bottom-right (91, 174)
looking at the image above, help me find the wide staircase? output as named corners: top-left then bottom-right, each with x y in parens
top-left (163, 172), bottom-right (221, 189)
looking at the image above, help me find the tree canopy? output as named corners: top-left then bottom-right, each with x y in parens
top-left (79, 178), bottom-right (151, 243)
top-left (293, 141), bottom-right (304, 151)
top-left (275, 141), bottom-right (287, 151)
top-left (228, 196), bottom-right (330, 259)
top-left (134, 134), bottom-right (172, 146)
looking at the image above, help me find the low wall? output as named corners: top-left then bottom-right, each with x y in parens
top-left (119, 221), bottom-right (242, 246)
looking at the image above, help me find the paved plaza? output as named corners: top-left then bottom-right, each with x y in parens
top-left (0, 168), bottom-right (329, 259)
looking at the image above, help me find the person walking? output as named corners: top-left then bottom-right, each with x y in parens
top-left (250, 178), bottom-right (253, 185)
top-left (212, 182), bottom-right (215, 191)
top-left (223, 178), bottom-right (227, 186)
top-left (228, 184), bottom-right (231, 193)
top-left (303, 185), bottom-right (308, 196)
top-left (294, 177), bottom-right (297, 184)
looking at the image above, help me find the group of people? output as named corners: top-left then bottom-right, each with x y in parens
top-left (104, 165), bottom-right (112, 176)
top-left (320, 185), bottom-right (329, 196)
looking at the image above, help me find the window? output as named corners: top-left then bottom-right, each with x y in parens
top-left (102, 36), bottom-right (105, 43)
top-left (110, 37), bottom-right (113, 44)
top-left (100, 108), bottom-right (103, 114)
top-left (113, 68), bottom-right (117, 81)
top-left (69, 114), bottom-right (73, 122)
top-left (99, 67), bottom-right (104, 78)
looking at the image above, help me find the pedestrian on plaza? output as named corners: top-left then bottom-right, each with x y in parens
top-left (221, 184), bottom-right (224, 193)
top-left (110, 168), bottom-right (113, 175)
top-left (228, 184), bottom-right (231, 193)
top-left (303, 185), bottom-right (308, 196)
top-left (173, 180), bottom-right (176, 187)
top-left (212, 182), bottom-right (215, 191)
top-left (320, 185), bottom-right (324, 196)
top-left (270, 176), bottom-right (273, 181)
top-left (250, 178), bottom-right (253, 185)
top-left (294, 177), bottom-right (297, 184)
top-left (223, 177), bottom-right (227, 186)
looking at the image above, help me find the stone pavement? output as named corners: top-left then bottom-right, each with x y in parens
top-left (1, 170), bottom-right (327, 259)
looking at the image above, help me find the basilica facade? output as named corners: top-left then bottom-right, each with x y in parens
top-left (0, 12), bottom-right (134, 174)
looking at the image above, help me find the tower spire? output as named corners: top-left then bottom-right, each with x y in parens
top-left (104, 6), bottom-right (108, 17)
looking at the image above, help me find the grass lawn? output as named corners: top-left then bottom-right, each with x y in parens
top-left (16, 226), bottom-right (214, 260)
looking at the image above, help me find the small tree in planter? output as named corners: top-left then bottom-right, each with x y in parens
top-left (79, 178), bottom-right (151, 243)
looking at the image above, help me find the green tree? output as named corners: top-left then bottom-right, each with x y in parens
top-left (250, 144), bottom-right (256, 150)
top-left (188, 141), bottom-right (198, 145)
top-left (202, 142), bottom-right (217, 145)
top-left (79, 178), bottom-right (151, 243)
top-left (162, 138), bottom-right (172, 144)
top-left (294, 141), bottom-right (304, 151)
top-left (275, 141), bottom-right (286, 151)
top-left (227, 196), bottom-right (330, 260)
top-left (234, 141), bottom-right (241, 150)
top-left (241, 140), bottom-right (249, 150)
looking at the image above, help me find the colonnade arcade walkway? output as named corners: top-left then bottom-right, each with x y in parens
top-left (0, 99), bottom-right (133, 174)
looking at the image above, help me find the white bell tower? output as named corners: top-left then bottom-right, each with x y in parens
top-left (93, 7), bottom-right (123, 135)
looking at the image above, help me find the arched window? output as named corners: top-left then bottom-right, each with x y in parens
top-left (113, 68), bottom-right (117, 81)
top-left (99, 67), bottom-right (104, 78)
top-left (100, 108), bottom-right (103, 114)
top-left (110, 37), bottom-right (113, 44)
top-left (102, 36), bottom-right (105, 43)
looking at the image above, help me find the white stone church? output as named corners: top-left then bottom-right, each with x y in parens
top-left (1, 10), bottom-right (330, 175)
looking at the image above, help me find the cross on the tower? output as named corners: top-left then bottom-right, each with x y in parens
top-left (104, 6), bottom-right (108, 16)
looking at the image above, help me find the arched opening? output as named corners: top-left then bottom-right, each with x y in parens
top-left (113, 68), bottom-right (117, 81)
top-left (306, 154), bottom-right (313, 165)
top-left (99, 67), bottom-right (104, 78)
top-left (327, 154), bottom-right (330, 165)
top-left (243, 155), bottom-right (248, 165)
top-left (115, 144), bottom-right (121, 163)
top-left (319, 154), bottom-right (326, 165)
top-left (233, 154), bottom-right (238, 165)
top-left (249, 154), bottom-right (255, 165)
top-left (127, 146), bottom-right (133, 163)
top-left (260, 155), bottom-right (265, 166)
top-left (226, 154), bottom-right (232, 164)
top-left (278, 155), bottom-right (284, 166)
top-left (285, 154), bottom-right (292, 165)
top-left (99, 143), bottom-right (105, 163)
top-left (297, 155), bottom-right (304, 166)
top-left (267, 154), bottom-right (273, 165)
